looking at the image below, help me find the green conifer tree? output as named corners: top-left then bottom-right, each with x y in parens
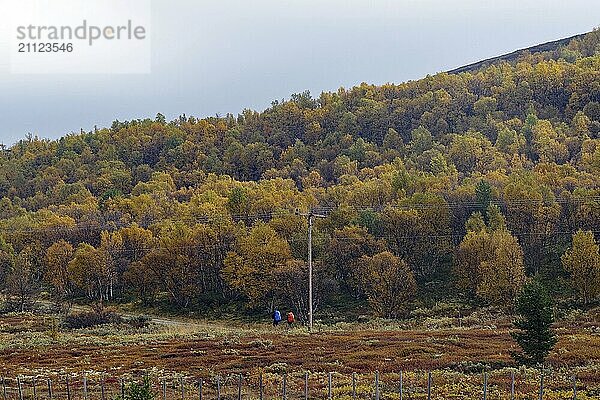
top-left (511, 281), bottom-right (557, 366)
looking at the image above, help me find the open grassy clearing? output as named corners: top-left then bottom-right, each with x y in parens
top-left (0, 308), bottom-right (598, 398)
top-left (0, 310), bottom-right (599, 375)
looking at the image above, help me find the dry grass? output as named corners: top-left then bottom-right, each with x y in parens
top-left (0, 311), bottom-right (598, 398)
top-left (0, 314), bottom-right (598, 374)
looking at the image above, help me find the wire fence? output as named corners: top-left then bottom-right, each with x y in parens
top-left (1, 369), bottom-right (598, 400)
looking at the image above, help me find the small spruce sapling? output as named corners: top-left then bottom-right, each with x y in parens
top-left (511, 281), bottom-right (557, 366)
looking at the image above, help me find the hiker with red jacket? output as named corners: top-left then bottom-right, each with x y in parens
top-left (286, 311), bottom-right (295, 327)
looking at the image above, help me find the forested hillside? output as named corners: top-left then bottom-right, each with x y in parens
top-left (1, 30), bottom-right (600, 319)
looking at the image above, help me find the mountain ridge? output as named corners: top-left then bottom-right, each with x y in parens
top-left (447, 32), bottom-right (589, 74)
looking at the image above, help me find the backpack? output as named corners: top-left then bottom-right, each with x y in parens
top-left (287, 312), bottom-right (295, 323)
top-left (274, 310), bottom-right (282, 321)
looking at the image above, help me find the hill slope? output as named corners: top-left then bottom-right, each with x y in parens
top-left (447, 32), bottom-right (589, 74)
top-left (0, 30), bottom-right (599, 316)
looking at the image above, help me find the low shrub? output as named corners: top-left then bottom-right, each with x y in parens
top-left (124, 315), bottom-right (151, 329)
top-left (114, 377), bottom-right (155, 400)
top-left (64, 309), bottom-right (123, 329)
top-left (264, 362), bottom-right (288, 374)
top-left (249, 338), bottom-right (273, 349)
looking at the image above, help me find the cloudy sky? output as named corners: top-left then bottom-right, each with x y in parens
top-left (0, 0), bottom-right (599, 144)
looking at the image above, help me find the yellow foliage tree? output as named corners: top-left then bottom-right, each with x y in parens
top-left (477, 230), bottom-right (527, 305)
top-left (455, 213), bottom-right (526, 306)
top-left (561, 230), bottom-right (600, 304)
top-left (357, 251), bottom-right (417, 318)
top-left (45, 240), bottom-right (75, 300)
top-left (222, 222), bottom-right (292, 306)
top-left (68, 243), bottom-right (111, 302)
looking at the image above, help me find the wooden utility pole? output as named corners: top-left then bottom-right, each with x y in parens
top-left (295, 208), bottom-right (326, 332)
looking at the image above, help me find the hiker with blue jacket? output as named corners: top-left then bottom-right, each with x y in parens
top-left (272, 309), bottom-right (282, 326)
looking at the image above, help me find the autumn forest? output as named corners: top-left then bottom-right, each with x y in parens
top-left (2, 30), bottom-right (600, 322)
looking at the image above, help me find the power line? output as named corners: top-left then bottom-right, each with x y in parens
top-left (0, 195), bottom-right (598, 237)
top-left (31, 228), bottom-right (600, 258)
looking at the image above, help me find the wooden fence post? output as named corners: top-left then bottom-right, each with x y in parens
top-left (237, 374), bottom-right (242, 400)
top-left (374, 371), bottom-right (380, 400)
top-left (572, 376), bottom-right (577, 400)
top-left (198, 379), bottom-right (203, 400)
top-left (351, 373), bottom-right (356, 400)
top-left (17, 376), bottom-right (23, 400)
top-left (328, 372), bottom-right (332, 400)
top-left (510, 371), bottom-right (515, 400)
top-left (83, 375), bottom-right (88, 400)
top-left (162, 379), bottom-right (167, 400)
top-left (282, 373), bottom-right (287, 400)
top-left (483, 372), bottom-right (488, 400)
top-left (66, 376), bottom-right (72, 400)
top-left (33, 377), bottom-right (38, 400)
top-left (399, 371), bottom-right (403, 400)
top-left (304, 372), bottom-right (309, 400)
top-left (427, 372), bottom-right (432, 400)
top-left (47, 378), bottom-right (53, 400)
top-left (181, 377), bottom-right (185, 400)
top-left (538, 373), bottom-right (544, 400)
top-left (217, 377), bottom-right (221, 400)
top-left (258, 372), bottom-right (264, 400)
top-left (101, 376), bottom-right (106, 400)
top-left (121, 378), bottom-right (125, 400)
top-left (2, 377), bottom-right (6, 400)
top-left (100, 374), bottom-right (106, 400)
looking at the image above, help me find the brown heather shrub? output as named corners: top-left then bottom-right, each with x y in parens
top-left (64, 309), bottom-right (123, 329)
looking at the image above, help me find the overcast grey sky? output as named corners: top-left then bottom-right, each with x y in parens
top-left (0, 0), bottom-right (599, 144)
